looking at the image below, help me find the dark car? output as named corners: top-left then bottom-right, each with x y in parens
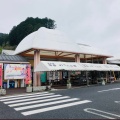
top-left (71, 75), bottom-right (91, 86)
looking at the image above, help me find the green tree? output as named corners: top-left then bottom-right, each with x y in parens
top-left (9, 17), bottom-right (56, 46)
top-left (0, 33), bottom-right (9, 46)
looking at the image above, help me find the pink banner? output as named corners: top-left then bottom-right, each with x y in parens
top-left (25, 64), bottom-right (31, 85)
top-left (0, 65), bottom-right (2, 87)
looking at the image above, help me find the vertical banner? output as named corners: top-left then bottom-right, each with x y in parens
top-left (0, 65), bottom-right (2, 87)
top-left (25, 64), bottom-right (31, 85)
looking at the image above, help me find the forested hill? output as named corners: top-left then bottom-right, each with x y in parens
top-left (0, 33), bottom-right (9, 46)
top-left (0, 17), bottom-right (56, 52)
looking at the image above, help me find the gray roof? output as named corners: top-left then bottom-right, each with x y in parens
top-left (2, 49), bottom-right (14, 55)
top-left (0, 55), bottom-right (29, 63)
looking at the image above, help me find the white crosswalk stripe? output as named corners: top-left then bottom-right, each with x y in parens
top-left (1, 93), bottom-right (55, 101)
top-left (22, 100), bottom-right (91, 116)
top-left (4, 94), bottom-right (62, 104)
top-left (9, 96), bottom-right (70, 107)
top-left (0, 92), bottom-right (49, 99)
top-left (1, 92), bottom-right (92, 116)
top-left (14, 98), bottom-right (79, 111)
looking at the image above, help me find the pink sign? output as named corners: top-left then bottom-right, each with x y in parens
top-left (25, 64), bottom-right (31, 85)
top-left (0, 65), bottom-right (2, 87)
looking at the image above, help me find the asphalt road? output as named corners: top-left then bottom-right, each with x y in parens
top-left (0, 83), bottom-right (120, 119)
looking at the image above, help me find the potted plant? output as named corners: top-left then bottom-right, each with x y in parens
top-left (67, 78), bottom-right (71, 89)
top-left (26, 80), bottom-right (32, 92)
top-left (0, 87), bottom-right (6, 95)
top-left (101, 78), bottom-right (105, 85)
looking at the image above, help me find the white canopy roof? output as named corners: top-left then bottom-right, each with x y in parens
top-left (107, 60), bottom-right (120, 64)
top-left (77, 43), bottom-right (110, 56)
top-left (34, 61), bottom-right (120, 72)
top-left (14, 27), bottom-right (111, 57)
top-left (14, 27), bottom-right (79, 55)
top-left (34, 61), bottom-right (86, 71)
top-left (107, 57), bottom-right (120, 64)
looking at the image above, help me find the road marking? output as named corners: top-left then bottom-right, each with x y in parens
top-left (84, 108), bottom-right (120, 119)
top-left (115, 101), bottom-right (120, 103)
top-left (1, 92), bottom-right (92, 116)
top-left (22, 100), bottom-right (92, 116)
top-left (98, 88), bottom-right (120, 93)
top-left (4, 94), bottom-right (62, 104)
top-left (0, 92), bottom-right (48, 99)
top-left (1, 93), bottom-right (55, 101)
top-left (14, 98), bottom-right (79, 111)
top-left (9, 96), bottom-right (70, 107)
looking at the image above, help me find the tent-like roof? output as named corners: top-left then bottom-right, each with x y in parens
top-left (14, 27), bottom-right (112, 58)
top-left (107, 57), bottom-right (120, 64)
top-left (14, 27), bottom-right (79, 55)
top-left (77, 43), bottom-right (110, 56)
top-left (34, 61), bottom-right (120, 72)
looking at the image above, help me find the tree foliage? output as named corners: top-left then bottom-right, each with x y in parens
top-left (0, 33), bottom-right (9, 46)
top-left (9, 17), bottom-right (56, 46)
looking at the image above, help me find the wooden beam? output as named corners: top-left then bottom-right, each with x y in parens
top-left (61, 53), bottom-right (75, 57)
top-left (21, 53), bottom-right (74, 59)
top-left (18, 48), bottom-right (34, 55)
top-left (21, 52), bottom-right (107, 61)
top-left (55, 51), bottom-right (57, 56)
top-left (57, 52), bottom-right (63, 56)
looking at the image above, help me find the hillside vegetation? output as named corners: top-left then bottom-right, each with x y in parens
top-left (0, 17), bottom-right (56, 53)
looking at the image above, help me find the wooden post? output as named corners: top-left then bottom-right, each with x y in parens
top-left (34, 50), bottom-right (41, 87)
top-left (113, 71), bottom-right (116, 81)
top-left (75, 54), bottom-right (80, 63)
top-left (103, 57), bottom-right (107, 83)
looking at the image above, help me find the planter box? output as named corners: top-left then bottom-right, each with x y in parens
top-left (33, 86), bottom-right (46, 92)
top-left (67, 84), bottom-right (71, 89)
top-left (26, 87), bottom-right (32, 93)
top-left (33, 86), bottom-right (39, 92)
top-left (41, 86), bottom-right (47, 90)
top-left (0, 89), bottom-right (6, 95)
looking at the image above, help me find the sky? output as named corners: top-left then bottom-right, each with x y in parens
top-left (0, 0), bottom-right (120, 57)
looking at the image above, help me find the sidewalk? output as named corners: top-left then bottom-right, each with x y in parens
top-left (4, 88), bottom-right (26, 96)
top-left (2, 80), bottom-right (120, 96)
top-left (3, 85), bottom-right (72, 96)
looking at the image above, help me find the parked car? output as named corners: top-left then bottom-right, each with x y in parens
top-left (71, 76), bottom-right (91, 86)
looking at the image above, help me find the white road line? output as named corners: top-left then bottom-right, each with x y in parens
top-left (115, 101), bottom-right (120, 103)
top-left (1, 93), bottom-right (55, 101)
top-left (9, 96), bottom-right (70, 107)
top-left (98, 88), bottom-right (120, 93)
top-left (84, 108), bottom-right (120, 119)
top-left (15, 98), bottom-right (79, 111)
top-left (4, 94), bottom-right (62, 104)
top-left (0, 92), bottom-right (48, 99)
top-left (22, 100), bottom-right (92, 116)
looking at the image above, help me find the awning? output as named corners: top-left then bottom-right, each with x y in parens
top-left (34, 61), bottom-right (120, 72)
top-left (34, 61), bottom-right (86, 72)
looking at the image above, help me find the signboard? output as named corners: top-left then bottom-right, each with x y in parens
top-left (4, 64), bottom-right (28, 79)
top-left (25, 64), bottom-right (31, 84)
top-left (0, 65), bottom-right (2, 87)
